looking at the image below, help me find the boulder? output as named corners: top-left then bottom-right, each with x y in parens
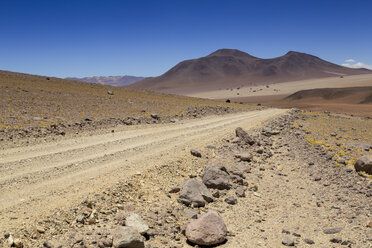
top-left (125, 213), bottom-right (149, 235)
top-left (235, 127), bottom-right (255, 145)
top-left (354, 155), bottom-right (372, 174)
top-left (112, 226), bottom-right (145, 248)
top-left (185, 210), bottom-right (227, 246)
top-left (202, 164), bottom-right (231, 190)
top-left (178, 179), bottom-right (213, 207)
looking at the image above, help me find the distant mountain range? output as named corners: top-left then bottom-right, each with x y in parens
top-left (131, 49), bottom-right (372, 94)
top-left (67, 75), bottom-right (145, 87)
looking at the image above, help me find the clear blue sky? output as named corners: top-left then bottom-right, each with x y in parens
top-left (1, 0), bottom-right (371, 77)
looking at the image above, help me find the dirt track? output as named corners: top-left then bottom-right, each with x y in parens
top-left (0, 109), bottom-right (286, 231)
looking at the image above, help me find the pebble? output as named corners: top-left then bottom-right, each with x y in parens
top-left (282, 236), bottom-right (295, 246)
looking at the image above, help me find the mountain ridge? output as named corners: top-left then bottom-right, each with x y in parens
top-left (131, 49), bottom-right (371, 94)
top-left (67, 75), bottom-right (145, 87)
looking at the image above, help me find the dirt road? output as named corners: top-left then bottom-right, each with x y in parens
top-left (0, 109), bottom-right (286, 231)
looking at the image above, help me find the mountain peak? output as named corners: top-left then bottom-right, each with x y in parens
top-left (207, 49), bottom-right (256, 58)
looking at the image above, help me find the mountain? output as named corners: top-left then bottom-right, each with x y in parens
top-left (131, 49), bottom-right (372, 94)
top-left (67, 75), bottom-right (145, 87)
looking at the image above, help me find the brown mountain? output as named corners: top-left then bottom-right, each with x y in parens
top-left (67, 75), bottom-right (145, 87)
top-left (131, 49), bottom-right (372, 94)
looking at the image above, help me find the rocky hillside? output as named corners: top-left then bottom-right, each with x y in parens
top-left (131, 49), bottom-right (372, 94)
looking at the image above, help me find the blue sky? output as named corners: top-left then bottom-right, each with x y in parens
top-left (1, 0), bottom-right (371, 77)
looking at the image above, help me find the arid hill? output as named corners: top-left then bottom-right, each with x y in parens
top-left (131, 49), bottom-right (371, 94)
top-left (286, 86), bottom-right (372, 104)
top-left (67, 75), bottom-right (145, 87)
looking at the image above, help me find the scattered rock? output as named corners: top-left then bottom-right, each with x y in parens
top-left (150, 114), bottom-right (159, 120)
top-left (185, 210), bottom-right (227, 246)
top-left (202, 164), bottom-right (231, 190)
top-left (323, 227), bottom-right (343, 234)
top-left (304, 238), bottom-right (315, 245)
top-left (107, 90), bottom-right (114, 95)
top-left (112, 226), bottom-right (145, 248)
top-left (282, 236), bottom-right (295, 246)
top-left (125, 213), bottom-right (149, 235)
top-left (224, 196), bottom-right (237, 205)
top-left (190, 149), bottom-right (202, 158)
top-left (178, 179), bottom-right (213, 207)
top-left (354, 155), bottom-right (372, 174)
top-left (169, 187), bottom-right (181, 194)
top-left (235, 152), bottom-right (253, 162)
top-left (235, 186), bottom-right (246, 197)
top-left (235, 127), bottom-right (255, 145)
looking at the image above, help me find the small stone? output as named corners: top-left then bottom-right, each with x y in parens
top-left (304, 238), bottom-right (315, 245)
top-left (125, 213), bottom-right (149, 235)
top-left (190, 149), bottom-right (202, 158)
top-left (292, 232), bottom-right (301, 237)
top-left (13, 239), bottom-right (23, 248)
top-left (323, 227), bottom-right (343, 234)
top-left (150, 114), bottom-right (159, 119)
top-left (235, 152), bottom-right (253, 162)
top-left (235, 186), bottom-right (246, 197)
top-left (224, 196), bottom-right (237, 205)
top-left (235, 127), bottom-right (255, 145)
top-left (330, 237), bottom-right (342, 243)
top-left (282, 236), bottom-right (295, 246)
top-left (169, 187), bottom-right (181, 193)
top-left (107, 90), bottom-right (114, 95)
top-left (43, 241), bottom-right (54, 248)
top-left (367, 221), bottom-right (372, 228)
top-left (112, 226), bottom-right (145, 248)
top-left (4, 231), bottom-right (10, 238)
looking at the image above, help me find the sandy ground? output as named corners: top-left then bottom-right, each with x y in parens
top-left (188, 74), bottom-right (372, 99)
top-left (0, 109), bottom-right (285, 233)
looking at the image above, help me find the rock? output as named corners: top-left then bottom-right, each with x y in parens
top-left (169, 187), bottom-right (181, 194)
top-left (235, 186), bottom-right (246, 197)
top-left (4, 231), bottom-right (10, 238)
top-left (202, 164), bottom-right (231, 190)
top-left (282, 236), bottom-right (295, 246)
top-left (185, 210), bottom-right (227, 246)
top-left (330, 132), bottom-right (337, 137)
top-left (224, 196), bottom-right (237, 205)
top-left (43, 241), bottom-right (54, 248)
top-left (190, 149), bottom-right (202, 158)
top-left (304, 238), bottom-right (315, 245)
top-left (185, 209), bottom-right (199, 219)
top-left (323, 227), bottom-right (343, 234)
top-left (13, 239), bottom-right (23, 248)
top-left (235, 127), bottom-right (255, 145)
top-left (112, 226), bottom-right (145, 248)
top-left (235, 152), bottom-right (253, 162)
top-left (367, 221), bottom-right (372, 228)
top-left (354, 155), bottom-right (372, 174)
top-left (231, 137), bottom-right (241, 143)
top-left (107, 90), bottom-right (114, 95)
top-left (236, 163), bottom-right (251, 173)
top-left (178, 179), bottom-right (213, 207)
top-left (150, 114), bottom-right (159, 120)
top-left (330, 238), bottom-right (342, 243)
top-left (125, 213), bottom-right (149, 235)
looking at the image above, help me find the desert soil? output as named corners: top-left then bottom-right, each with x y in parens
top-left (188, 74), bottom-right (372, 100)
top-left (0, 109), bottom-right (284, 233)
top-left (1, 108), bottom-right (371, 248)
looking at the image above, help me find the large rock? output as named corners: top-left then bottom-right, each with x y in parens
top-left (185, 210), bottom-right (227, 246)
top-left (354, 155), bottom-right (372, 174)
top-left (112, 226), bottom-right (145, 248)
top-left (235, 127), bottom-right (255, 145)
top-left (178, 179), bottom-right (213, 207)
top-left (125, 213), bottom-right (149, 235)
top-left (202, 164), bottom-right (231, 190)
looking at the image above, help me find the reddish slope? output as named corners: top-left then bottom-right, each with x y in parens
top-left (131, 49), bottom-right (371, 94)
